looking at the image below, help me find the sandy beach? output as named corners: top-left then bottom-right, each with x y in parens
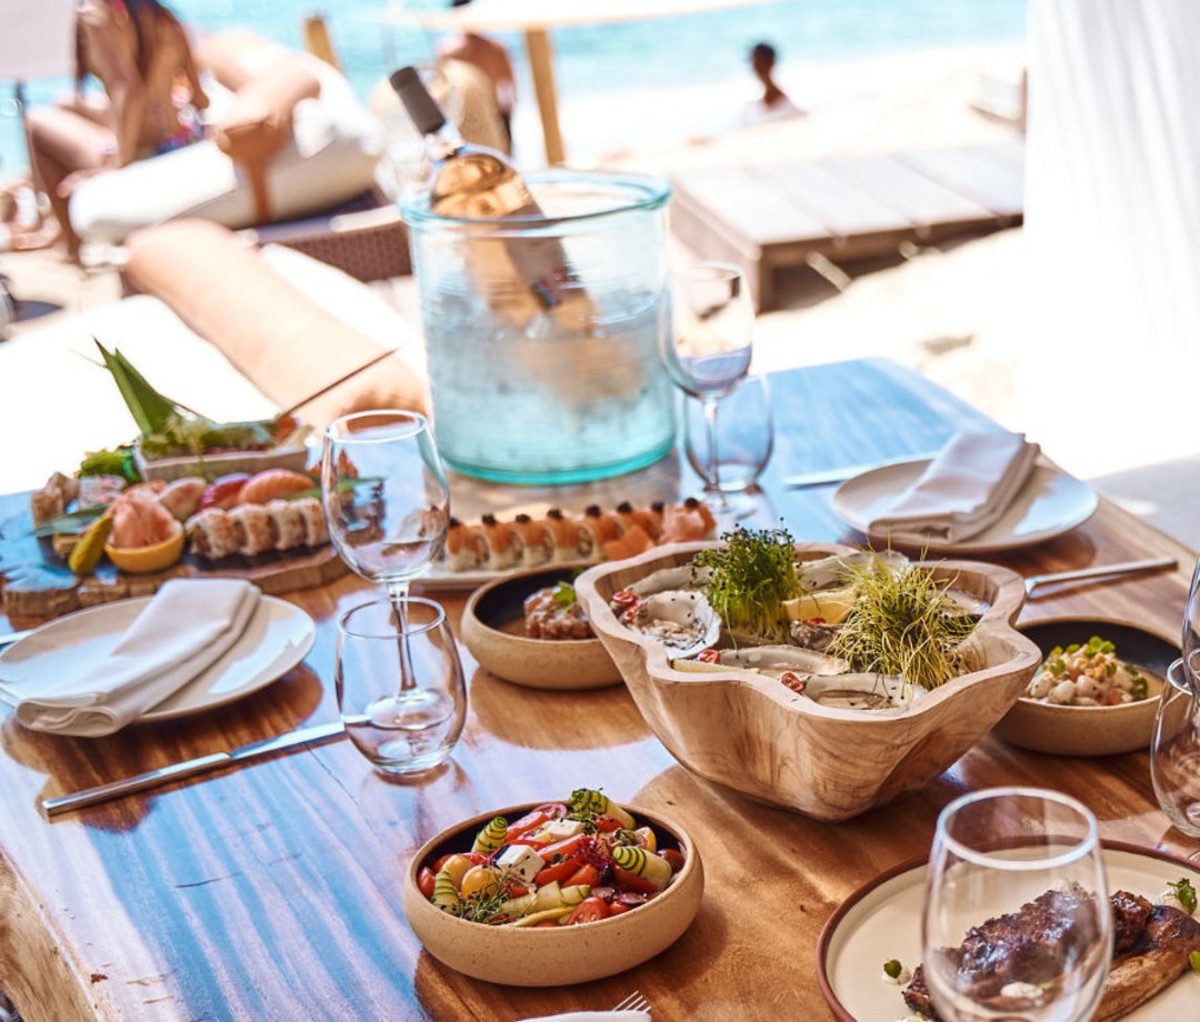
top-left (7, 37), bottom-right (1192, 540)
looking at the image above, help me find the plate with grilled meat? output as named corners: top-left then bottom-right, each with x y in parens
top-left (817, 842), bottom-right (1200, 1021)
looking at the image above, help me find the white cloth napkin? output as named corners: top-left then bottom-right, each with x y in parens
top-left (866, 430), bottom-right (1040, 545)
top-left (5, 578), bottom-right (260, 737)
top-left (522, 1013), bottom-right (650, 1022)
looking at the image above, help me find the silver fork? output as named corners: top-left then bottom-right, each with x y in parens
top-left (612, 990), bottom-right (651, 1013)
top-left (1023, 556), bottom-right (1176, 597)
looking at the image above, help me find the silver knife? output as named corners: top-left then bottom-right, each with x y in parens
top-left (42, 720), bottom-right (346, 817)
top-left (0, 628), bottom-right (33, 649)
top-left (782, 450), bottom-right (942, 489)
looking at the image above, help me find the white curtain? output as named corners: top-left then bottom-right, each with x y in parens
top-left (1022, 0), bottom-right (1200, 473)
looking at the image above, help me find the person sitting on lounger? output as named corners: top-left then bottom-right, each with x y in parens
top-left (25, 0), bottom-right (208, 261)
top-left (739, 41), bottom-right (803, 126)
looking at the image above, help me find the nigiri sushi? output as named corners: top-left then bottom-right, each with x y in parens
top-left (238, 469), bottom-right (314, 506)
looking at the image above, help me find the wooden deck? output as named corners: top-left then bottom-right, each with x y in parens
top-left (669, 140), bottom-right (1025, 310)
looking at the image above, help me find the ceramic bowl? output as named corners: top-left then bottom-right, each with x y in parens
top-left (574, 542), bottom-right (1042, 822)
top-left (992, 617), bottom-right (1176, 756)
top-left (402, 801), bottom-right (704, 986)
top-left (462, 565), bottom-right (622, 689)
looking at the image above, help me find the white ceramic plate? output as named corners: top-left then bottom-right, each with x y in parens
top-left (831, 459), bottom-right (1098, 553)
top-left (818, 843), bottom-right (1200, 1021)
top-left (0, 596), bottom-right (315, 724)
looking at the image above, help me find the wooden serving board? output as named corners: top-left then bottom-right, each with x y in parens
top-left (0, 501), bottom-right (348, 625)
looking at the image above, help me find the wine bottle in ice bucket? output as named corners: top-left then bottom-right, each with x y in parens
top-left (389, 67), bottom-right (592, 330)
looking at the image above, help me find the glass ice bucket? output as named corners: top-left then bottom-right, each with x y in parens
top-left (399, 171), bottom-right (675, 484)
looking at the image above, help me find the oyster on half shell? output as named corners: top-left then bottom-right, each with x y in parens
top-left (716, 645), bottom-right (848, 677)
top-left (626, 589), bottom-right (721, 660)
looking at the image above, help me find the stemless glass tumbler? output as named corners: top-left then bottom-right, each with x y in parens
top-left (1151, 659), bottom-right (1200, 839)
top-left (336, 597), bottom-right (466, 776)
top-left (922, 787), bottom-right (1111, 1022)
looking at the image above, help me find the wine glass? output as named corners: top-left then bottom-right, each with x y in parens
top-left (336, 597), bottom-right (466, 775)
top-left (922, 787), bottom-right (1112, 1022)
top-left (661, 261), bottom-right (755, 519)
top-left (321, 410), bottom-right (453, 734)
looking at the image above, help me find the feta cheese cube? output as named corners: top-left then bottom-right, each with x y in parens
top-left (494, 844), bottom-right (545, 884)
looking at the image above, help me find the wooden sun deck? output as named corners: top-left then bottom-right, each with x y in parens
top-left (669, 139), bottom-right (1025, 310)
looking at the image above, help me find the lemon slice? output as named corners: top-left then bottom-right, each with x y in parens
top-left (105, 522), bottom-right (185, 574)
top-left (782, 585), bottom-right (857, 625)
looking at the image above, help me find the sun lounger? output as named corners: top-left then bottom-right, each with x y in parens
top-left (669, 140), bottom-right (1024, 310)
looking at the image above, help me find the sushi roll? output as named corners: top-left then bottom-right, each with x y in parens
top-left (478, 514), bottom-right (523, 570)
top-left (542, 508), bottom-right (595, 563)
top-left (443, 517), bottom-right (489, 571)
top-left (578, 504), bottom-right (624, 555)
top-left (295, 496), bottom-right (330, 547)
top-left (512, 513), bottom-right (554, 567)
top-left (186, 508), bottom-right (240, 560)
top-left (615, 500), bottom-right (663, 542)
top-left (228, 504), bottom-right (276, 557)
top-left (266, 499), bottom-right (307, 552)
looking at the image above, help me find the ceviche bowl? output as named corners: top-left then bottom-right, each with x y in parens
top-left (574, 541), bottom-right (1041, 821)
top-left (992, 617), bottom-right (1176, 757)
top-left (462, 565), bottom-right (622, 689)
top-left (402, 800), bottom-right (703, 986)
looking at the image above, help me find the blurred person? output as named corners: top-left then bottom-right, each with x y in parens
top-left (740, 41), bottom-right (803, 126)
top-left (25, 0), bottom-right (208, 261)
top-left (437, 0), bottom-right (516, 152)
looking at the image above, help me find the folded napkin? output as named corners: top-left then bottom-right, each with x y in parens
top-left (866, 430), bottom-right (1040, 545)
top-left (5, 578), bottom-right (260, 737)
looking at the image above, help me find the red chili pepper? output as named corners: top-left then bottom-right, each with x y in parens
top-left (696, 649), bottom-right (721, 663)
top-left (611, 589), bottom-right (640, 606)
top-left (780, 671), bottom-right (806, 693)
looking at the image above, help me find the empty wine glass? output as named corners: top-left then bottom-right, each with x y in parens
top-left (321, 410), bottom-right (452, 733)
top-left (922, 787), bottom-right (1111, 1022)
top-left (661, 262), bottom-right (754, 519)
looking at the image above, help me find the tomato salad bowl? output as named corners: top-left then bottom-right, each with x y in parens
top-left (402, 794), bottom-right (704, 986)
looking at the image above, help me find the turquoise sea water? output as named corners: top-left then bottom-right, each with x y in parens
top-left (1, 0), bottom-right (1027, 176)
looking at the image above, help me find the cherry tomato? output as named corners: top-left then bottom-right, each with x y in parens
top-left (593, 814), bottom-right (623, 833)
top-left (564, 897), bottom-right (612, 925)
top-left (506, 803), bottom-right (568, 841)
top-left (566, 863), bottom-right (601, 888)
top-left (416, 867), bottom-right (437, 900)
top-left (432, 851), bottom-right (486, 873)
top-left (661, 848), bottom-right (686, 874)
top-left (538, 833), bottom-right (593, 861)
top-left (611, 864), bottom-right (659, 896)
top-left (606, 901), bottom-right (632, 916)
top-left (534, 857), bottom-right (584, 887)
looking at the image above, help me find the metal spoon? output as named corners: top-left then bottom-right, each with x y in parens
top-left (1023, 556), bottom-right (1177, 597)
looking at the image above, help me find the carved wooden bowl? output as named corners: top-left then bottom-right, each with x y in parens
top-left (402, 801), bottom-right (704, 986)
top-left (574, 542), bottom-right (1041, 822)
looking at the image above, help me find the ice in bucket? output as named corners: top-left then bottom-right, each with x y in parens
top-left (399, 171), bottom-right (676, 484)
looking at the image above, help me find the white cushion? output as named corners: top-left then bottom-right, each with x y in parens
top-left (68, 59), bottom-right (384, 245)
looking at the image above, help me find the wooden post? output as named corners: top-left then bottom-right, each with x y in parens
top-left (302, 14), bottom-right (341, 71)
top-left (523, 28), bottom-right (564, 166)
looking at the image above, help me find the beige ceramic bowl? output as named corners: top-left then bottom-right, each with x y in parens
top-left (992, 617), bottom-right (1176, 756)
top-left (462, 565), bottom-right (622, 689)
top-left (402, 801), bottom-right (704, 986)
top-left (575, 542), bottom-right (1042, 822)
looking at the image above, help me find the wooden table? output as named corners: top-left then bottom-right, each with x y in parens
top-left (0, 358), bottom-right (1195, 1021)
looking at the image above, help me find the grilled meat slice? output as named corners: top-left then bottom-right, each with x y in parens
top-left (1094, 903), bottom-right (1200, 1022)
top-left (904, 889), bottom-right (1200, 1022)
